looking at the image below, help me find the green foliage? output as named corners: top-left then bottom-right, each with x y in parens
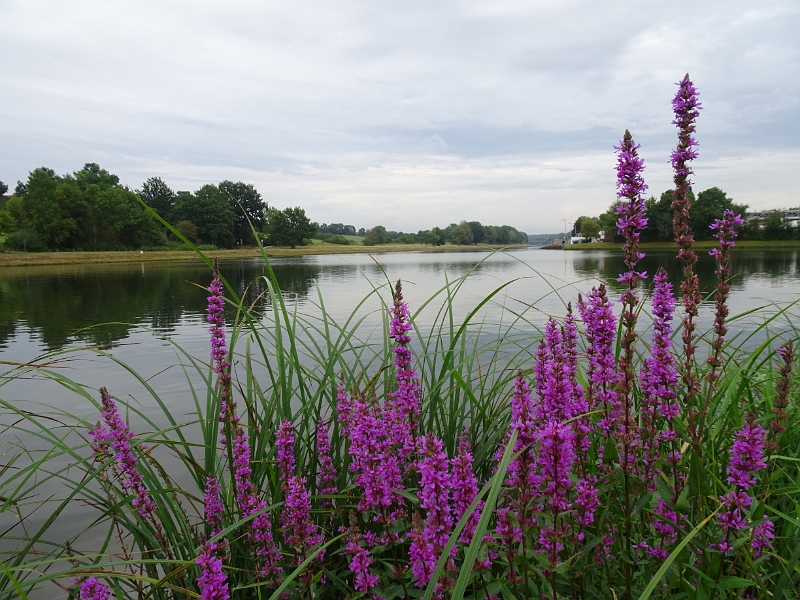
top-left (0, 210), bottom-right (15, 235)
top-left (691, 187), bottom-right (747, 240)
top-left (175, 220), bottom-right (199, 243)
top-left (137, 177), bottom-right (176, 221)
top-left (219, 180), bottom-right (266, 244)
top-left (176, 185), bottom-right (236, 248)
top-left (451, 221), bottom-right (474, 245)
top-left (264, 206), bottom-right (317, 248)
top-left (580, 216), bottom-right (601, 239)
top-left (0, 181), bottom-right (7, 196)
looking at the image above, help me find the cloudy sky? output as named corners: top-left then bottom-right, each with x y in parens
top-left (2, 0), bottom-right (798, 233)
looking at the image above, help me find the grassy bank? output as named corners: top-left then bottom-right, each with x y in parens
top-left (562, 239), bottom-right (800, 251)
top-left (0, 242), bottom-right (527, 268)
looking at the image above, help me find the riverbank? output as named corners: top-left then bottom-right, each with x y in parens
top-left (562, 239), bottom-right (800, 251)
top-left (0, 242), bottom-right (528, 268)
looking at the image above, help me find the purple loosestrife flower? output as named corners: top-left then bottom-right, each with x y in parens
top-left (615, 129), bottom-right (649, 291)
top-left (670, 75), bottom-right (703, 433)
top-left (339, 390), bottom-right (403, 516)
top-left (344, 513), bottom-right (379, 592)
top-left (387, 280), bottom-right (422, 464)
top-left (640, 269), bottom-right (679, 490)
top-left (410, 434), bottom-right (455, 589)
top-left (769, 341), bottom-right (795, 446)
top-left (207, 263), bottom-right (235, 425)
top-left (577, 285), bottom-right (620, 466)
top-left (196, 544), bottom-right (230, 600)
top-left (715, 415), bottom-right (770, 553)
top-left (79, 578), bottom-right (111, 600)
top-left (536, 318), bottom-right (574, 423)
top-left (204, 476), bottom-right (225, 541)
top-left (276, 419), bottom-right (296, 491)
top-left (706, 210), bottom-right (743, 384)
top-left (96, 388), bottom-right (158, 521)
top-left (536, 420), bottom-right (576, 566)
top-left (281, 474), bottom-right (325, 579)
top-left (205, 268), bottom-right (282, 580)
top-left (316, 420), bottom-right (338, 508)
top-left (499, 371), bottom-right (540, 529)
top-left (451, 432), bottom-right (483, 545)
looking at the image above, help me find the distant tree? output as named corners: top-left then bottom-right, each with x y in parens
top-left (21, 168), bottom-right (75, 249)
top-left (643, 192), bottom-right (675, 242)
top-left (483, 225), bottom-right (497, 243)
top-left (219, 180), bottom-right (266, 244)
top-left (175, 220), bottom-right (200, 243)
top-left (467, 221), bottom-right (484, 244)
top-left (691, 188), bottom-right (746, 240)
top-left (138, 177), bottom-right (176, 221)
top-left (175, 186), bottom-right (236, 248)
top-left (75, 163), bottom-right (120, 190)
top-left (429, 227), bottom-right (445, 246)
top-left (265, 207), bottom-right (316, 248)
top-left (0, 210), bottom-right (15, 234)
top-left (763, 210), bottom-right (791, 240)
top-left (14, 181), bottom-right (27, 196)
top-left (581, 217), bottom-right (601, 240)
top-left (451, 221), bottom-right (474, 245)
top-left (357, 227), bottom-right (366, 236)
top-left (369, 225), bottom-right (387, 245)
top-left (0, 181), bottom-right (7, 196)
top-left (574, 216), bottom-right (589, 236)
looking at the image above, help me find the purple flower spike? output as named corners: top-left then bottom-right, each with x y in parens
top-left (670, 75), bottom-right (703, 419)
top-left (316, 420), bottom-right (339, 507)
top-left (196, 544), bottom-right (230, 600)
top-left (96, 388), bottom-right (157, 521)
top-left (79, 578), bottom-right (111, 600)
top-left (614, 129), bottom-right (649, 289)
top-left (276, 419), bottom-right (296, 490)
top-left (388, 279), bottom-right (422, 463)
top-left (207, 262), bottom-right (234, 423)
top-left (281, 474), bottom-right (325, 578)
top-left (769, 341), bottom-right (795, 443)
top-left (410, 434), bottom-right (454, 589)
top-left (706, 210), bottom-right (743, 382)
top-left (451, 432), bottom-right (483, 545)
top-left (204, 476), bottom-right (224, 541)
top-left (715, 414), bottom-right (769, 552)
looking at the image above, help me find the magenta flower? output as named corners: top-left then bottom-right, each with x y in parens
top-left (715, 415), bottom-right (770, 553)
top-left (315, 420), bottom-right (338, 507)
top-left (615, 129), bottom-right (649, 290)
top-left (207, 264), bottom-right (234, 424)
top-left (451, 433), bottom-right (483, 544)
top-left (670, 75), bottom-right (703, 419)
top-left (344, 522), bottom-right (379, 592)
top-left (276, 419), bottom-right (296, 490)
top-left (577, 285), bottom-right (620, 438)
top-left (79, 578), bottom-right (111, 600)
top-left (204, 476), bottom-right (224, 541)
top-left (196, 544), bottom-right (230, 600)
top-left (387, 279), bottom-right (422, 464)
top-left (281, 474), bottom-right (325, 578)
top-left (94, 388), bottom-right (157, 521)
top-left (536, 419), bottom-right (576, 566)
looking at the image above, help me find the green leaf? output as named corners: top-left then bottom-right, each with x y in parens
top-left (637, 506), bottom-right (720, 600)
top-left (716, 576), bottom-right (754, 590)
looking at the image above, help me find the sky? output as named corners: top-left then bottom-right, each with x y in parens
top-left (1, 0), bottom-right (798, 234)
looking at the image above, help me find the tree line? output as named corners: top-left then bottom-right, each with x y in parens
top-left (573, 187), bottom-right (800, 242)
top-left (0, 165), bottom-right (527, 252)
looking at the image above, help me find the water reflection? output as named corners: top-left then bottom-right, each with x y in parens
top-left (0, 259), bottom-right (321, 349)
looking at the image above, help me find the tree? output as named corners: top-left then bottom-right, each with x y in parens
top-left (763, 210), bottom-right (791, 240)
top-left (467, 221), bottom-right (484, 244)
top-left (451, 221), bottom-right (474, 245)
top-left (429, 227), bottom-right (445, 246)
top-left (219, 181), bottom-right (266, 244)
top-left (173, 186), bottom-right (236, 248)
top-left (0, 210), bottom-right (15, 234)
top-left (0, 181), bottom-right (7, 196)
top-left (138, 177), bottom-right (176, 221)
top-left (14, 181), bottom-right (28, 196)
top-left (581, 217), bottom-right (601, 240)
top-left (265, 207), bottom-right (316, 248)
top-left (643, 192), bottom-right (676, 242)
top-left (175, 220), bottom-right (199, 243)
top-left (691, 188), bottom-right (746, 240)
top-left (75, 163), bottom-right (120, 190)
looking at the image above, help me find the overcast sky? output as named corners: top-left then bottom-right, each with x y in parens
top-left (2, 0), bottom-right (798, 233)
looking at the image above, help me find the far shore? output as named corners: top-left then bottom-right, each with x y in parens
top-left (0, 242), bottom-right (528, 268)
top-left (561, 240), bottom-right (800, 251)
